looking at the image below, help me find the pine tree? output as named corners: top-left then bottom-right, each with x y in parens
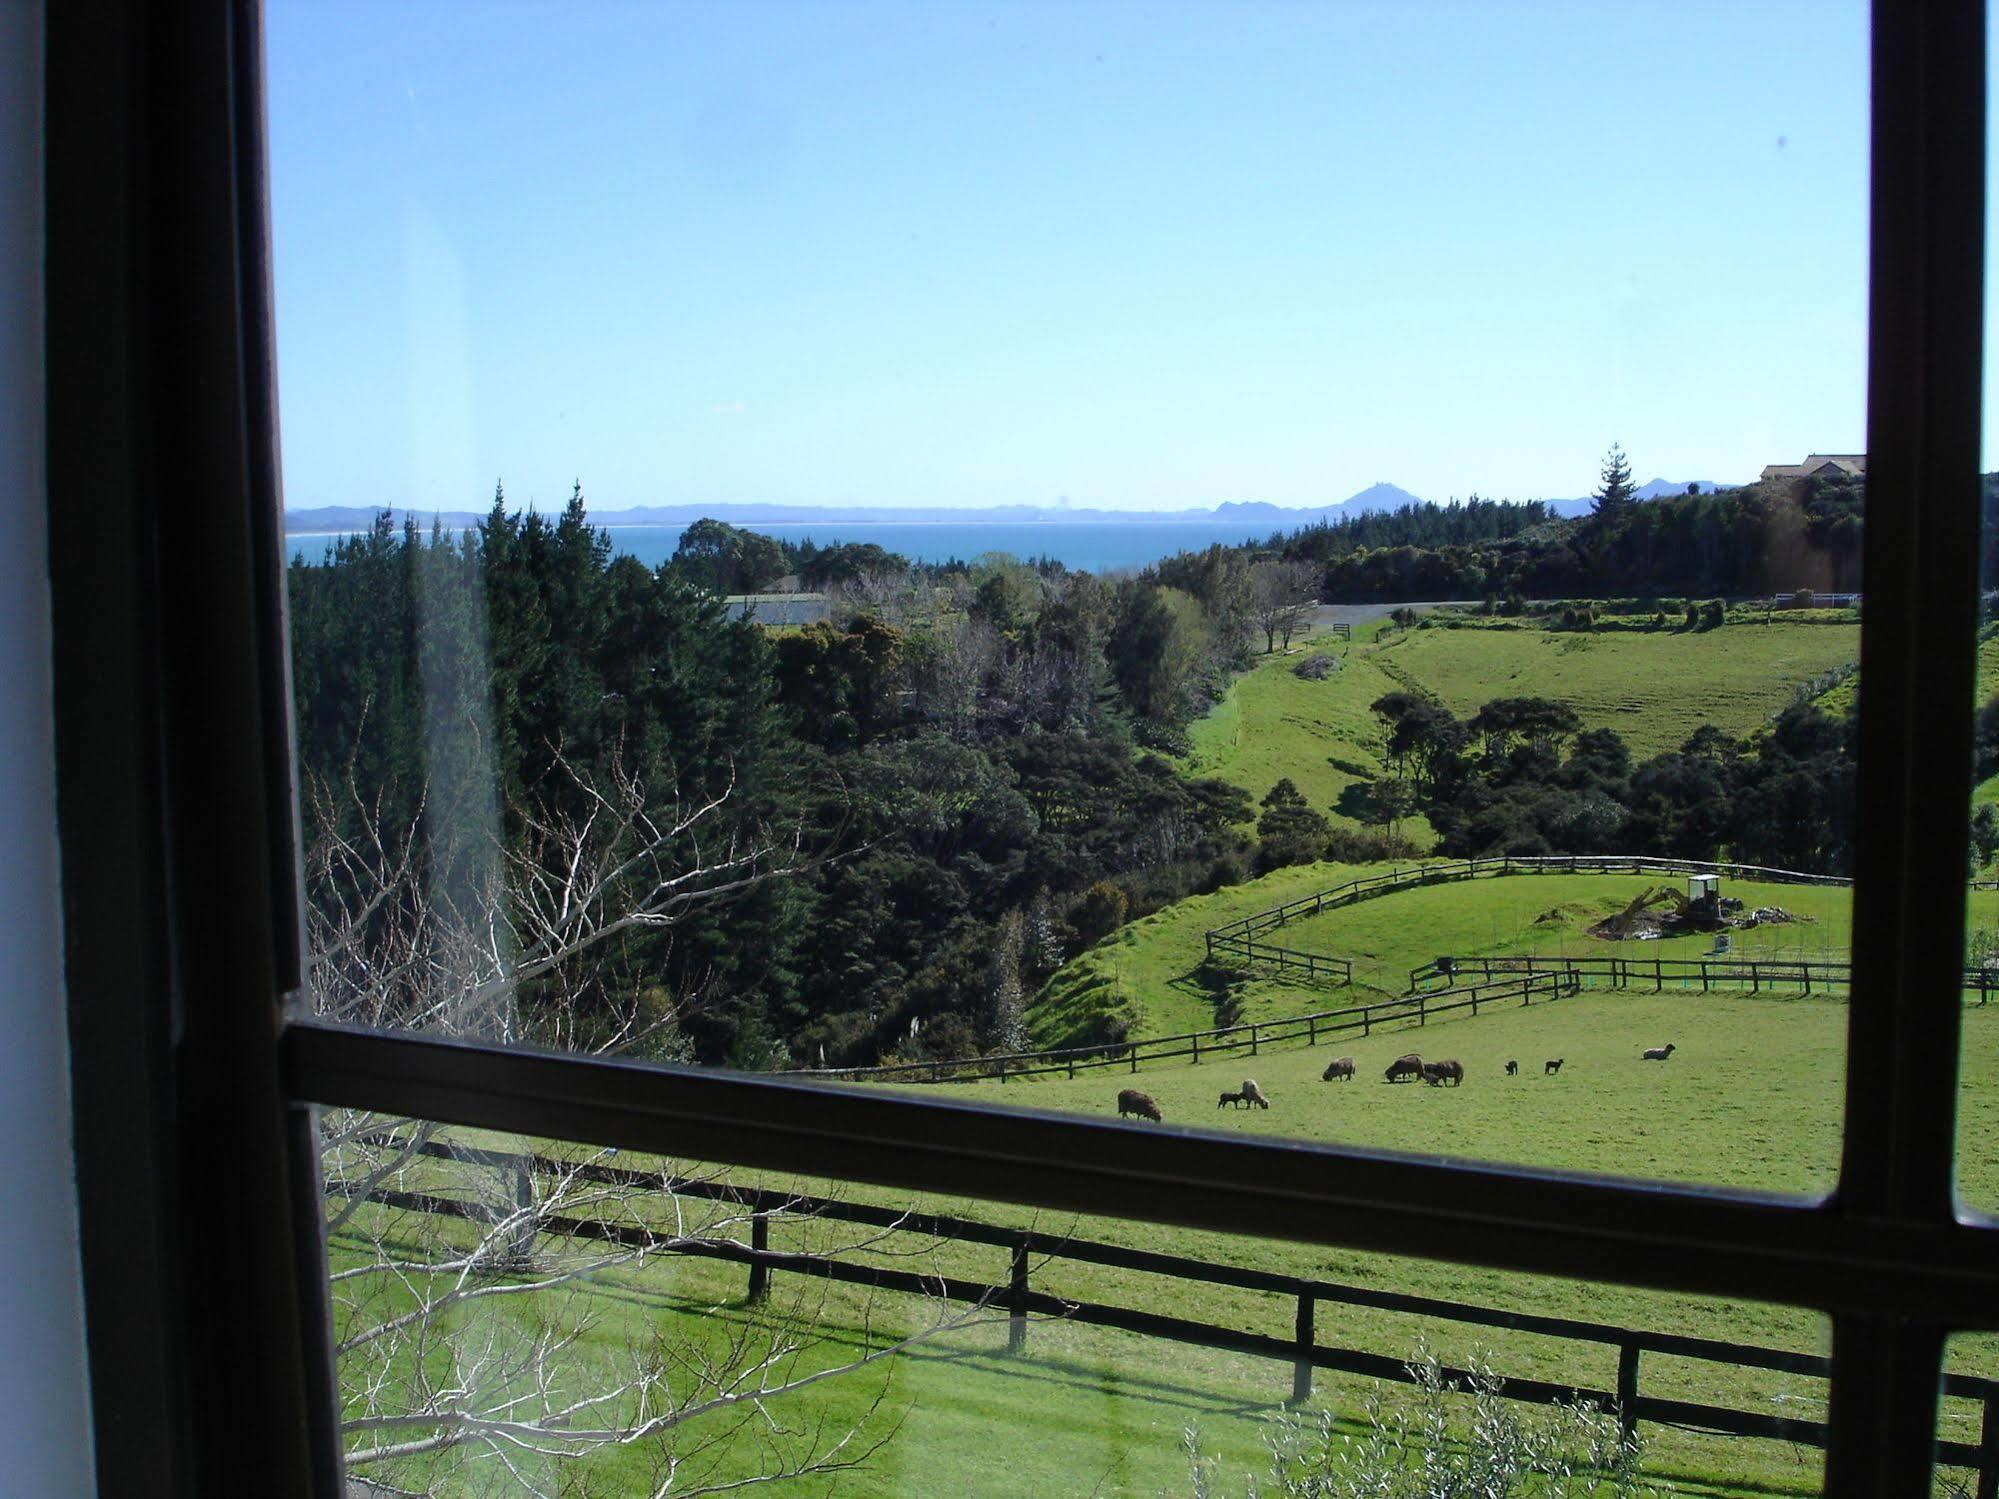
top-left (1592, 443), bottom-right (1637, 517)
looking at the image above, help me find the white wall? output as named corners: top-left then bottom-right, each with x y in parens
top-left (0, 0), bottom-right (97, 1491)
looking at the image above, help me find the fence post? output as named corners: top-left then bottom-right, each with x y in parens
top-left (1292, 1294), bottom-right (1316, 1404)
top-left (747, 1211), bottom-right (770, 1303)
top-left (1308, 1016), bottom-right (1317, 1046)
top-left (1192, 1032), bottom-right (1200, 1065)
top-left (1653, 957), bottom-right (1662, 991)
top-left (1251, 1024), bottom-right (1260, 1056)
top-left (1008, 1237), bottom-right (1030, 1355)
top-left (1973, 1388), bottom-right (1999, 1499)
top-left (508, 1163), bottom-right (536, 1267)
top-left (1616, 1341), bottom-right (1641, 1448)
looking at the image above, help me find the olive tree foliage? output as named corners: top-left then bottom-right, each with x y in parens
top-left (304, 749), bottom-right (993, 1495)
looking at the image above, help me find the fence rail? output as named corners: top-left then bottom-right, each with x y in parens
top-left (1410, 953), bottom-right (1999, 1003)
top-left (787, 970), bottom-right (1575, 1085)
top-left (334, 1133), bottom-right (1999, 1490)
top-left (1205, 855), bottom-right (1876, 990)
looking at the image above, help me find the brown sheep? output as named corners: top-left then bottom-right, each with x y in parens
top-left (1642, 1043), bottom-right (1677, 1061)
top-left (1421, 1059), bottom-right (1465, 1087)
top-left (1118, 1088), bottom-right (1162, 1122)
top-left (1504, 1059), bottom-right (1519, 1076)
top-left (1385, 1053), bottom-right (1424, 1083)
top-left (1217, 1090), bottom-right (1245, 1109)
top-left (1239, 1078), bottom-right (1271, 1109)
top-left (1545, 1058), bottom-right (1564, 1075)
top-left (1321, 1056), bottom-right (1356, 1082)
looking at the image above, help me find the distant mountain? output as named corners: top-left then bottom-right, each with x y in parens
top-left (284, 483), bottom-right (1443, 535)
top-left (1337, 481), bottom-right (1427, 514)
top-left (1633, 477), bottom-right (1721, 500)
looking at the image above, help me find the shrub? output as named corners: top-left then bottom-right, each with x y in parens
top-left (1292, 653), bottom-right (1340, 680)
top-left (1701, 599), bottom-right (1726, 629)
top-left (1324, 825), bottom-right (1425, 863)
top-left (1069, 881), bottom-right (1129, 948)
top-left (1183, 1346), bottom-right (1650, 1498)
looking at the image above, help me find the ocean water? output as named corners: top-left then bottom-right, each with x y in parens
top-left (287, 518), bottom-right (1292, 574)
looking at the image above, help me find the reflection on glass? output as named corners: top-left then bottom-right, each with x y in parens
top-left (277, 0), bottom-right (1865, 1196)
top-left (324, 1124), bottom-right (1840, 1496)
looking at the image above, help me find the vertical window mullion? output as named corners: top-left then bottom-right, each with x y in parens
top-left (1829, 0), bottom-right (1986, 1489)
top-left (1843, 0), bottom-right (1984, 1232)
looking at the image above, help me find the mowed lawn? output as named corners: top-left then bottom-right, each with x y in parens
top-left (1362, 616), bottom-right (1858, 759)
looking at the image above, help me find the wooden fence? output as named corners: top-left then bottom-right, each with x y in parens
top-left (333, 1134), bottom-right (1999, 1495)
top-left (1411, 953), bottom-right (1999, 1004)
top-left (787, 970), bottom-right (1575, 1085)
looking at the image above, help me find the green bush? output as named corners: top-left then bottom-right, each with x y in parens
top-left (1183, 1347), bottom-right (1651, 1498)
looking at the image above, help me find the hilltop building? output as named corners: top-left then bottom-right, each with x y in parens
top-left (1760, 453), bottom-right (1867, 481)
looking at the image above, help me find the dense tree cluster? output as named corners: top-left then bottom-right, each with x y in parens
top-left (1263, 475), bottom-right (1867, 603)
top-left (291, 497), bottom-right (1276, 1068)
top-left (1372, 692), bottom-right (1857, 875)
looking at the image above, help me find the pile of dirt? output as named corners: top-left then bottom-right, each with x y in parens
top-left (1588, 894), bottom-right (1815, 942)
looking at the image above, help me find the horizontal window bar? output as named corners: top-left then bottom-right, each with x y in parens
top-left (284, 1021), bottom-right (1999, 1324)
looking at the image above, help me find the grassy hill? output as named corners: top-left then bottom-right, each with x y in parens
top-left (1176, 608), bottom-right (1861, 843)
top-left (1027, 858), bottom-right (1954, 1049)
top-left (1178, 628), bottom-right (1400, 814)
top-left (1367, 612), bottom-right (1859, 760)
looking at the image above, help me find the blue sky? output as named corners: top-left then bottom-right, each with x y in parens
top-left (267, 1), bottom-right (1876, 514)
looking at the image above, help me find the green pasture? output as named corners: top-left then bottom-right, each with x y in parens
top-left (1364, 614), bottom-right (1859, 760)
top-left (340, 858), bottom-right (1999, 1497)
top-left (1025, 858), bottom-right (1976, 1049)
top-left (335, 974), bottom-right (1999, 1496)
top-left (1179, 630), bottom-right (1403, 815)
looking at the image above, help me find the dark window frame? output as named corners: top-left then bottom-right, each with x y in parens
top-left (42, 2), bottom-right (1991, 1495)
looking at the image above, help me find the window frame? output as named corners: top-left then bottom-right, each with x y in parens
top-left (44, 2), bottom-right (1993, 1495)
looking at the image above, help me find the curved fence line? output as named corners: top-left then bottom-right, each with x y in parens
top-left (1206, 855), bottom-right (1851, 971)
top-left (789, 970), bottom-right (1576, 1085)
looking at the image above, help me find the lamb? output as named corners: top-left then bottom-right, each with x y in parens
top-left (1217, 1090), bottom-right (1245, 1109)
top-left (1239, 1078), bottom-right (1271, 1109)
top-left (1321, 1056), bottom-right (1356, 1082)
top-left (1504, 1059), bottom-right (1519, 1076)
top-left (1421, 1059), bottom-right (1464, 1087)
top-left (1384, 1053), bottom-right (1424, 1083)
top-left (1545, 1058), bottom-right (1564, 1075)
top-left (1642, 1043), bottom-right (1678, 1061)
top-left (1117, 1088), bottom-right (1162, 1122)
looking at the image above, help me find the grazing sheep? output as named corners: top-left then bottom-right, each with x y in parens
top-left (1117, 1088), bottom-right (1162, 1122)
top-left (1239, 1078), bottom-right (1271, 1109)
top-left (1217, 1090), bottom-right (1245, 1109)
top-left (1642, 1043), bottom-right (1678, 1061)
top-left (1321, 1056), bottom-right (1356, 1082)
top-left (1505, 1059), bottom-right (1519, 1076)
top-left (1385, 1053), bottom-right (1424, 1083)
top-left (1545, 1058), bottom-right (1564, 1075)
top-left (1421, 1059), bottom-right (1465, 1087)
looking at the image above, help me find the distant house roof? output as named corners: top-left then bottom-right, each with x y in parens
top-left (721, 593), bottom-right (831, 627)
top-left (1760, 454), bottom-right (1866, 481)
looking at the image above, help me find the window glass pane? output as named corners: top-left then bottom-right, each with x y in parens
top-left (270, 1), bottom-right (1865, 1191)
top-left (1935, 1335), bottom-right (1999, 1499)
top-left (322, 1118), bottom-right (1835, 1495)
